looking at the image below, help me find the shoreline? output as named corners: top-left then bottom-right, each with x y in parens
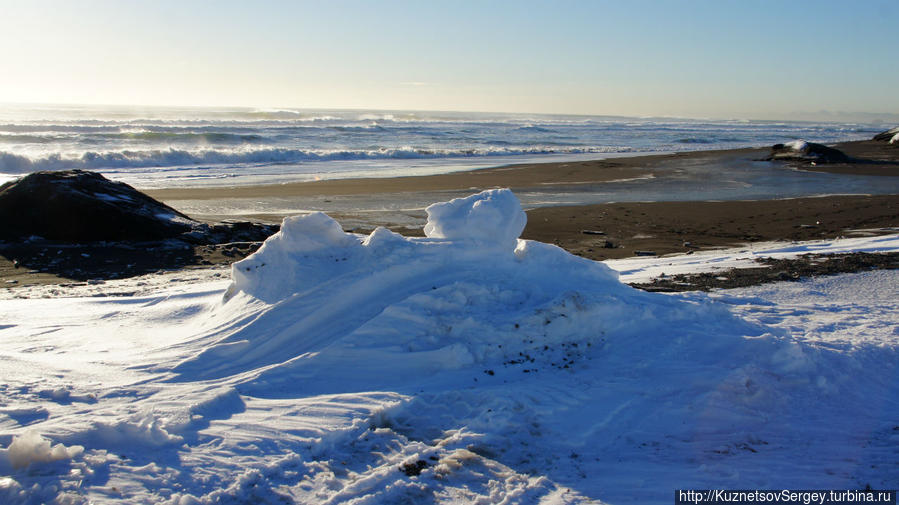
top-left (145, 138), bottom-right (899, 264)
top-left (144, 140), bottom-right (899, 202)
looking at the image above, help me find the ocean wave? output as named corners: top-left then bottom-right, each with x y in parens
top-left (0, 134), bottom-right (62, 144)
top-left (516, 124), bottom-right (557, 133)
top-left (100, 131), bottom-right (265, 143)
top-left (676, 138), bottom-right (717, 144)
top-left (0, 123), bottom-right (122, 134)
top-left (0, 127), bottom-right (267, 145)
top-left (0, 145), bottom-right (636, 173)
top-left (328, 125), bottom-right (388, 132)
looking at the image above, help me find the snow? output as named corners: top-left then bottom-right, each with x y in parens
top-left (226, 210), bottom-right (362, 302)
top-left (422, 188), bottom-right (527, 250)
top-left (1, 189), bottom-right (898, 504)
top-left (783, 139), bottom-right (808, 152)
top-left (3, 431), bottom-right (83, 470)
top-left (607, 231), bottom-right (899, 284)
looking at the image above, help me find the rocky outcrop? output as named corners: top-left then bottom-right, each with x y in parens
top-left (0, 170), bottom-right (195, 242)
top-left (872, 127), bottom-right (899, 142)
top-left (0, 170), bottom-right (281, 281)
top-left (765, 140), bottom-right (849, 163)
top-left (0, 170), bottom-right (280, 245)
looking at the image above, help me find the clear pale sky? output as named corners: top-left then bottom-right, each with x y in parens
top-left (2, 0), bottom-right (896, 120)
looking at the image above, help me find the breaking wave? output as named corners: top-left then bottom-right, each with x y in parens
top-left (0, 145), bottom-right (636, 173)
top-left (102, 131), bottom-right (265, 143)
top-left (0, 105), bottom-right (884, 184)
top-left (0, 128), bottom-right (265, 144)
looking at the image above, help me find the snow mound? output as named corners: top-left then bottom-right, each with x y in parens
top-left (177, 189), bottom-right (766, 393)
top-left (226, 211), bottom-right (362, 302)
top-left (226, 188), bottom-right (527, 302)
top-left (3, 430), bottom-right (83, 470)
top-left (423, 188), bottom-right (527, 249)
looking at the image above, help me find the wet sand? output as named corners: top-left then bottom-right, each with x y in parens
top-left (800, 140), bottom-right (899, 176)
top-left (146, 154), bottom-right (660, 200)
top-left (145, 140), bottom-right (899, 203)
top-left (520, 138), bottom-right (899, 261)
top-left (522, 195), bottom-right (899, 261)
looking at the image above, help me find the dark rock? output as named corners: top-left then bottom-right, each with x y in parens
top-left (765, 141), bottom-right (850, 163)
top-left (208, 220), bottom-right (280, 243)
top-left (0, 170), bottom-right (284, 282)
top-left (0, 170), bottom-right (280, 247)
top-left (399, 460), bottom-right (428, 477)
top-left (872, 127), bottom-right (899, 142)
top-left (0, 170), bottom-right (195, 242)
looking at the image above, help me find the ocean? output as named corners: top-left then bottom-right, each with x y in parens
top-left (0, 103), bottom-right (884, 189)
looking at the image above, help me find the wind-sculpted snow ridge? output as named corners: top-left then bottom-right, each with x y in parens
top-left (174, 188), bottom-right (765, 392)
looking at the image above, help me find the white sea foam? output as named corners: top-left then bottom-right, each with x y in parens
top-left (0, 104), bottom-right (886, 188)
top-left (0, 145), bottom-right (636, 173)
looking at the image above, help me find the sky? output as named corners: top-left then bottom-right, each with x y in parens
top-left (1, 0), bottom-right (897, 120)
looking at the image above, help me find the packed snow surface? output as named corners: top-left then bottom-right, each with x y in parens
top-left (2, 189), bottom-right (898, 504)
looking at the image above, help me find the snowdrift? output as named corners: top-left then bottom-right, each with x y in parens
top-left (6, 189), bottom-right (897, 504)
top-left (175, 189), bottom-right (773, 395)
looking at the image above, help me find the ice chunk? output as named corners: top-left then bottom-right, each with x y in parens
top-left (423, 188), bottom-right (526, 250)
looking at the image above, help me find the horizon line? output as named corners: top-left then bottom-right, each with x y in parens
top-left (1, 100), bottom-right (897, 125)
